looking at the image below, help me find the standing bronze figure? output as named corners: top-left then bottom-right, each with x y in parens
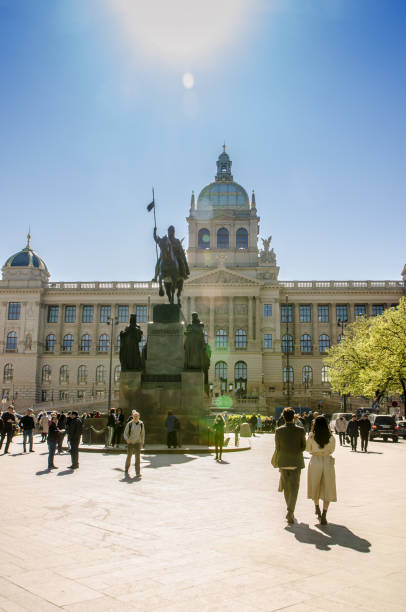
top-left (153, 225), bottom-right (190, 306)
top-left (119, 314), bottom-right (143, 372)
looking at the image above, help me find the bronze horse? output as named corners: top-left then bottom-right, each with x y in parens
top-left (158, 236), bottom-right (184, 306)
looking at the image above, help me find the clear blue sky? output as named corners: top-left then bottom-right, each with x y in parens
top-left (1, 0), bottom-right (405, 281)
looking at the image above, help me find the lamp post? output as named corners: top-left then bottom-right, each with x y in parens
top-left (106, 315), bottom-right (119, 413)
top-left (337, 317), bottom-right (348, 412)
top-left (285, 295), bottom-right (291, 406)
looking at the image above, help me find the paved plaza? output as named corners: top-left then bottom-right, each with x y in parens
top-left (1, 433), bottom-right (406, 612)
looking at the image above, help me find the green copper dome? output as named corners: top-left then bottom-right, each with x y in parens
top-left (196, 147), bottom-right (249, 209)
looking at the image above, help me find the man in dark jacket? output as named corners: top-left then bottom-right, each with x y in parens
top-left (68, 411), bottom-right (82, 469)
top-left (358, 414), bottom-right (371, 452)
top-left (57, 411), bottom-right (67, 454)
top-left (0, 406), bottom-right (17, 454)
top-left (19, 409), bottom-right (35, 453)
top-left (275, 407), bottom-right (306, 524)
top-left (346, 415), bottom-right (359, 451)
top-left (165, 411), bottom-right (179, 448)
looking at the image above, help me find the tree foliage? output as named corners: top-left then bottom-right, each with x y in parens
top-left (324, 298), bottom-right (406, 406)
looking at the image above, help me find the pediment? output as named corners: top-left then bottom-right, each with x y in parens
top-left (186, 269), bottom-right (261, 286)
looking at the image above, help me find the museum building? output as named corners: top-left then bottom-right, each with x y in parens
top-left (1, 148), bottom-right (405, 411)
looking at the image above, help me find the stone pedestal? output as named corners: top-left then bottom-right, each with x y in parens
top-left (145, 322), bottom-right (185, 375)
top-left (119, 371), bottom-right (142, 419)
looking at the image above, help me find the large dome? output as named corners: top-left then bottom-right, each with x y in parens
top-left (3, 234), bottom-right (48, 274)
top-left (196, 146), bottom-right (250, 209)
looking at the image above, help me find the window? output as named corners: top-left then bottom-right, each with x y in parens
top-left (100, 305), bottom-right (111, 323)
top-left (215, 361), bottom-right (227, 391)
top-left (136, 305), bottom-right (147, 323)
top-left (264, 334), bottom-right (272, 349)
top-left (6, 331), bottom-right (17, 351)
top-left (354, 305), bottom-right (366, 319)
top-left (63, 334), bottom-right (74, 352)
top-left (283, 366), bottom-right (294, 383)
top-left (95, 390), bottom-right (105, 399)
top-left (59, 365), bottom-right (69, 383)
top-left (299, 305), bottom-right (311, 323)
top-left (318, 305), bottom-right (329, 323)
top-left (117, 335), bottom-right (121, 352)
top-left (98, 334), bottom-right (109, 352)
top-left (235, 329), bottom-right (247, 349)
top-left (41, 390), bottom-right (48, 402)
top-left (217, 227), bottom-right (229, 249)
top-left (302, 365), bottom-right (313, 384)
top-left (264, 304), bottom-right (272, 317)
top-left (45, 334), bottom-right (56, 352)
top-left (216, 329), bottom-right (228, 348)
top-left (118, 305), bottom-right (129, 323)
top-left (282, 334), bottom-right (293, 353)
top-left (236, 228), bottom-right (248, 249)
top-left (8, 303), bottom-right (21, 320)
top-left (234, 361), bottom-right (247, 391)
top-left (42, 365), bottom-right (51, 383)
top-left (96, 365), bottom-right (106, 384)
top-left (321, 365), bottom-right (330, 383)
top-left (47, 305), bottom-right (59, 323)
top-left (3, 364), bottom-right (13, 383)
top-left (373, 305), bottom-right (384, 316)
top-left (114, 365), bottom-right (121, 383)
top-left (319, 334), bottom-right (330, 353)
top-left (300, 334), bottom-right (312, 352)
top-left (198, 228), bottom-right (210, 249)
top-left (65, 306), bottom-right (76, 323)
top-left (78, 365), bottom-right (88, 384)
top-left (59, 391), bottom-right (69, 401)
top-left (82, 305), bottom-right (94, 323)
top-left (281, 304), bottom-right (293, 323)
top-left (336, 305), bottom-right (348, 322)
top-left (80, 334), bottom-right (91, 352)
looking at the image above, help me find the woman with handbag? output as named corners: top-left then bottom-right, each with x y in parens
top-left (306, 415), bottom-right (337, 525)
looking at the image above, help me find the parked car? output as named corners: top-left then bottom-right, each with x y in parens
top-left (396, 420), bottom-right (406, 440)
top-left (330, 412), bottom-right (353, 434)
top-left (369, 414), bottom-right (399, 442)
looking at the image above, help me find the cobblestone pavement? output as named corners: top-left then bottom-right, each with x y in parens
top-left (1, 432), bottom-right (406, 611)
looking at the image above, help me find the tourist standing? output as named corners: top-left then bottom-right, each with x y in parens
top-left (57, 411), bottom-right (67, 454)
top-left (19, 409), bottom-right (35, 453)
top-left (0, 405), bottom-right (17, 454)
top-left (165, 411), bottom-right (179, 449)
top-left (106, 408), bottom-right (116, 447)
top-left (39, 411), bottom-right (49, 442)
top-left (335, 415), bottom-right (347, 446)
top-left (346, 415), bottom-right (359, 451)
top-left (306, 415), bottom-right (337, 525)
top-left (257, 414), bottom-right (263, 433)
top-left (68, 411), bottom-right (82, 469)
top-left (249, 413), bottom-right (257, 435)
top-left (213, 414), bottom-right (225, 461)
top-left (123, 410), bottom-right (145, 477)
top-left (358, 414), bottom-right (372, 452)
top-left (112, 408), bottom-right (124, 448)
top-left (47, 413), bottom-right (64, 470)
top-left (274, 407), bottom-right (306, 524)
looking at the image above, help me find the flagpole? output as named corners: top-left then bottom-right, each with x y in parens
top-left (152, 187), bottom-right (158, 264)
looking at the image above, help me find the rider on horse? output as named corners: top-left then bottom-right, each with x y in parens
top-left (152, 226), bottom-right (190, 282)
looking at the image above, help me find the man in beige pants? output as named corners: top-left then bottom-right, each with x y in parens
top-left (123, 410), bottom-right (145, 477)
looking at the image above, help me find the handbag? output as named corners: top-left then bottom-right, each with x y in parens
top-left (271, 448), bottom-right (279, 468)
top-left (345, 435), bottom-right (350, 444)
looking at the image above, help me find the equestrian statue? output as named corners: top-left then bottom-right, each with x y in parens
top-left (153, 225), bottom-right (190, 306)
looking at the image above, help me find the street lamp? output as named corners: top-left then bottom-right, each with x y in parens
top-left (285, 295), bottom-right (291, 405)
top-left (106, 316), bottom-right (119, 413)
top-left (337, 317), bottom-right (348, 412)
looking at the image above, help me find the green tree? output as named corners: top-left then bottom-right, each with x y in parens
top-left (325, 298), bottom-right (406, 414)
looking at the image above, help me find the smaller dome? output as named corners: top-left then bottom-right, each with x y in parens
top-left (4, 234), bottom-right (48, 273)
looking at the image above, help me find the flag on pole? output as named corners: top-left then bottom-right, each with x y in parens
top-left (147, 201), bottom-right (155, 212)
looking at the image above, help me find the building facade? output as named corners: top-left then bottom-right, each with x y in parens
top-left (1, 148), bottom-right (405, 412)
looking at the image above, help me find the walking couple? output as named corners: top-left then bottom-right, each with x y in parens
top-left (273, 407), bottom-right (336, 525)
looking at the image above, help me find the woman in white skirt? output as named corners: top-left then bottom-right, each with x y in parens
top-left (306, 415), bottom-right (337, 525)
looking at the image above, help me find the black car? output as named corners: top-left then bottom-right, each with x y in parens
top-left (369, 414), bottom-right (399, 442)
top-left (396, 420), bottom-right (406, 440)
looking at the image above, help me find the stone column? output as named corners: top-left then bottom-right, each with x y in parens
top-left (248, 297), bottom-right (253, 341)
top-left (228, 296), bottom-right (234, 349)
top-left (255, 295), bottom-right (261, 341)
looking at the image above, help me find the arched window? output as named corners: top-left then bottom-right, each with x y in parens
top-left (78, 365), bottom-right (88, 384)
top-left (215, 361), bottom-right (227, 391)
top-left (59, 365), bottom-right (69, 384)
top-left (3, 364), bottom-right (13, 383)
top-left (321, 365), bottom-right (330, 383)
top-left (282, 334), bottom-right (293, 353)
top-left (319, 334), bottom-right (330, 353)
top-left (114, 365), bottom-right (121, 383)
top-left (235, 329), bottom-right (247, 349)
top-left (6, 331), bottom-right (18, 351)
top-left (198, 228), bottom-right (210, 249)
top-left (42, 365), bottom-right (51, 383)
top-left (63, 334), bottom-right (74, 352)
top-left (98, 334), bottom-right (109, 352)
top-left (236, 228), bottom-right (248, 249)
top-left (80, 334), bottom-right (91, 352)
top-left (217, 227), bottom-right (229, 249)
top-left (96, 365), bottom-right (106, 384)
top-left (234, 361), bottom-right (247, 391)
top-left (45, 334), bottom-right (56, 352)
top-left (302, 366), bottom-right (313, 384)
top-left (283, 366), bottom-right (294, 383)
top-left (216, 329), bottom-right (228, 348)
top-left (300, 334), bottom-right (312, 352)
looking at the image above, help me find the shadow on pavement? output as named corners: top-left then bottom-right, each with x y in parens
top-left (35, 469), bottom-right (50, 475)
top-left (286, 522), bottom-right (371, 553)
top-left (143, 454), bottom-right (199, 469)
top-left (57, 469), bottom-right (75, 476)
